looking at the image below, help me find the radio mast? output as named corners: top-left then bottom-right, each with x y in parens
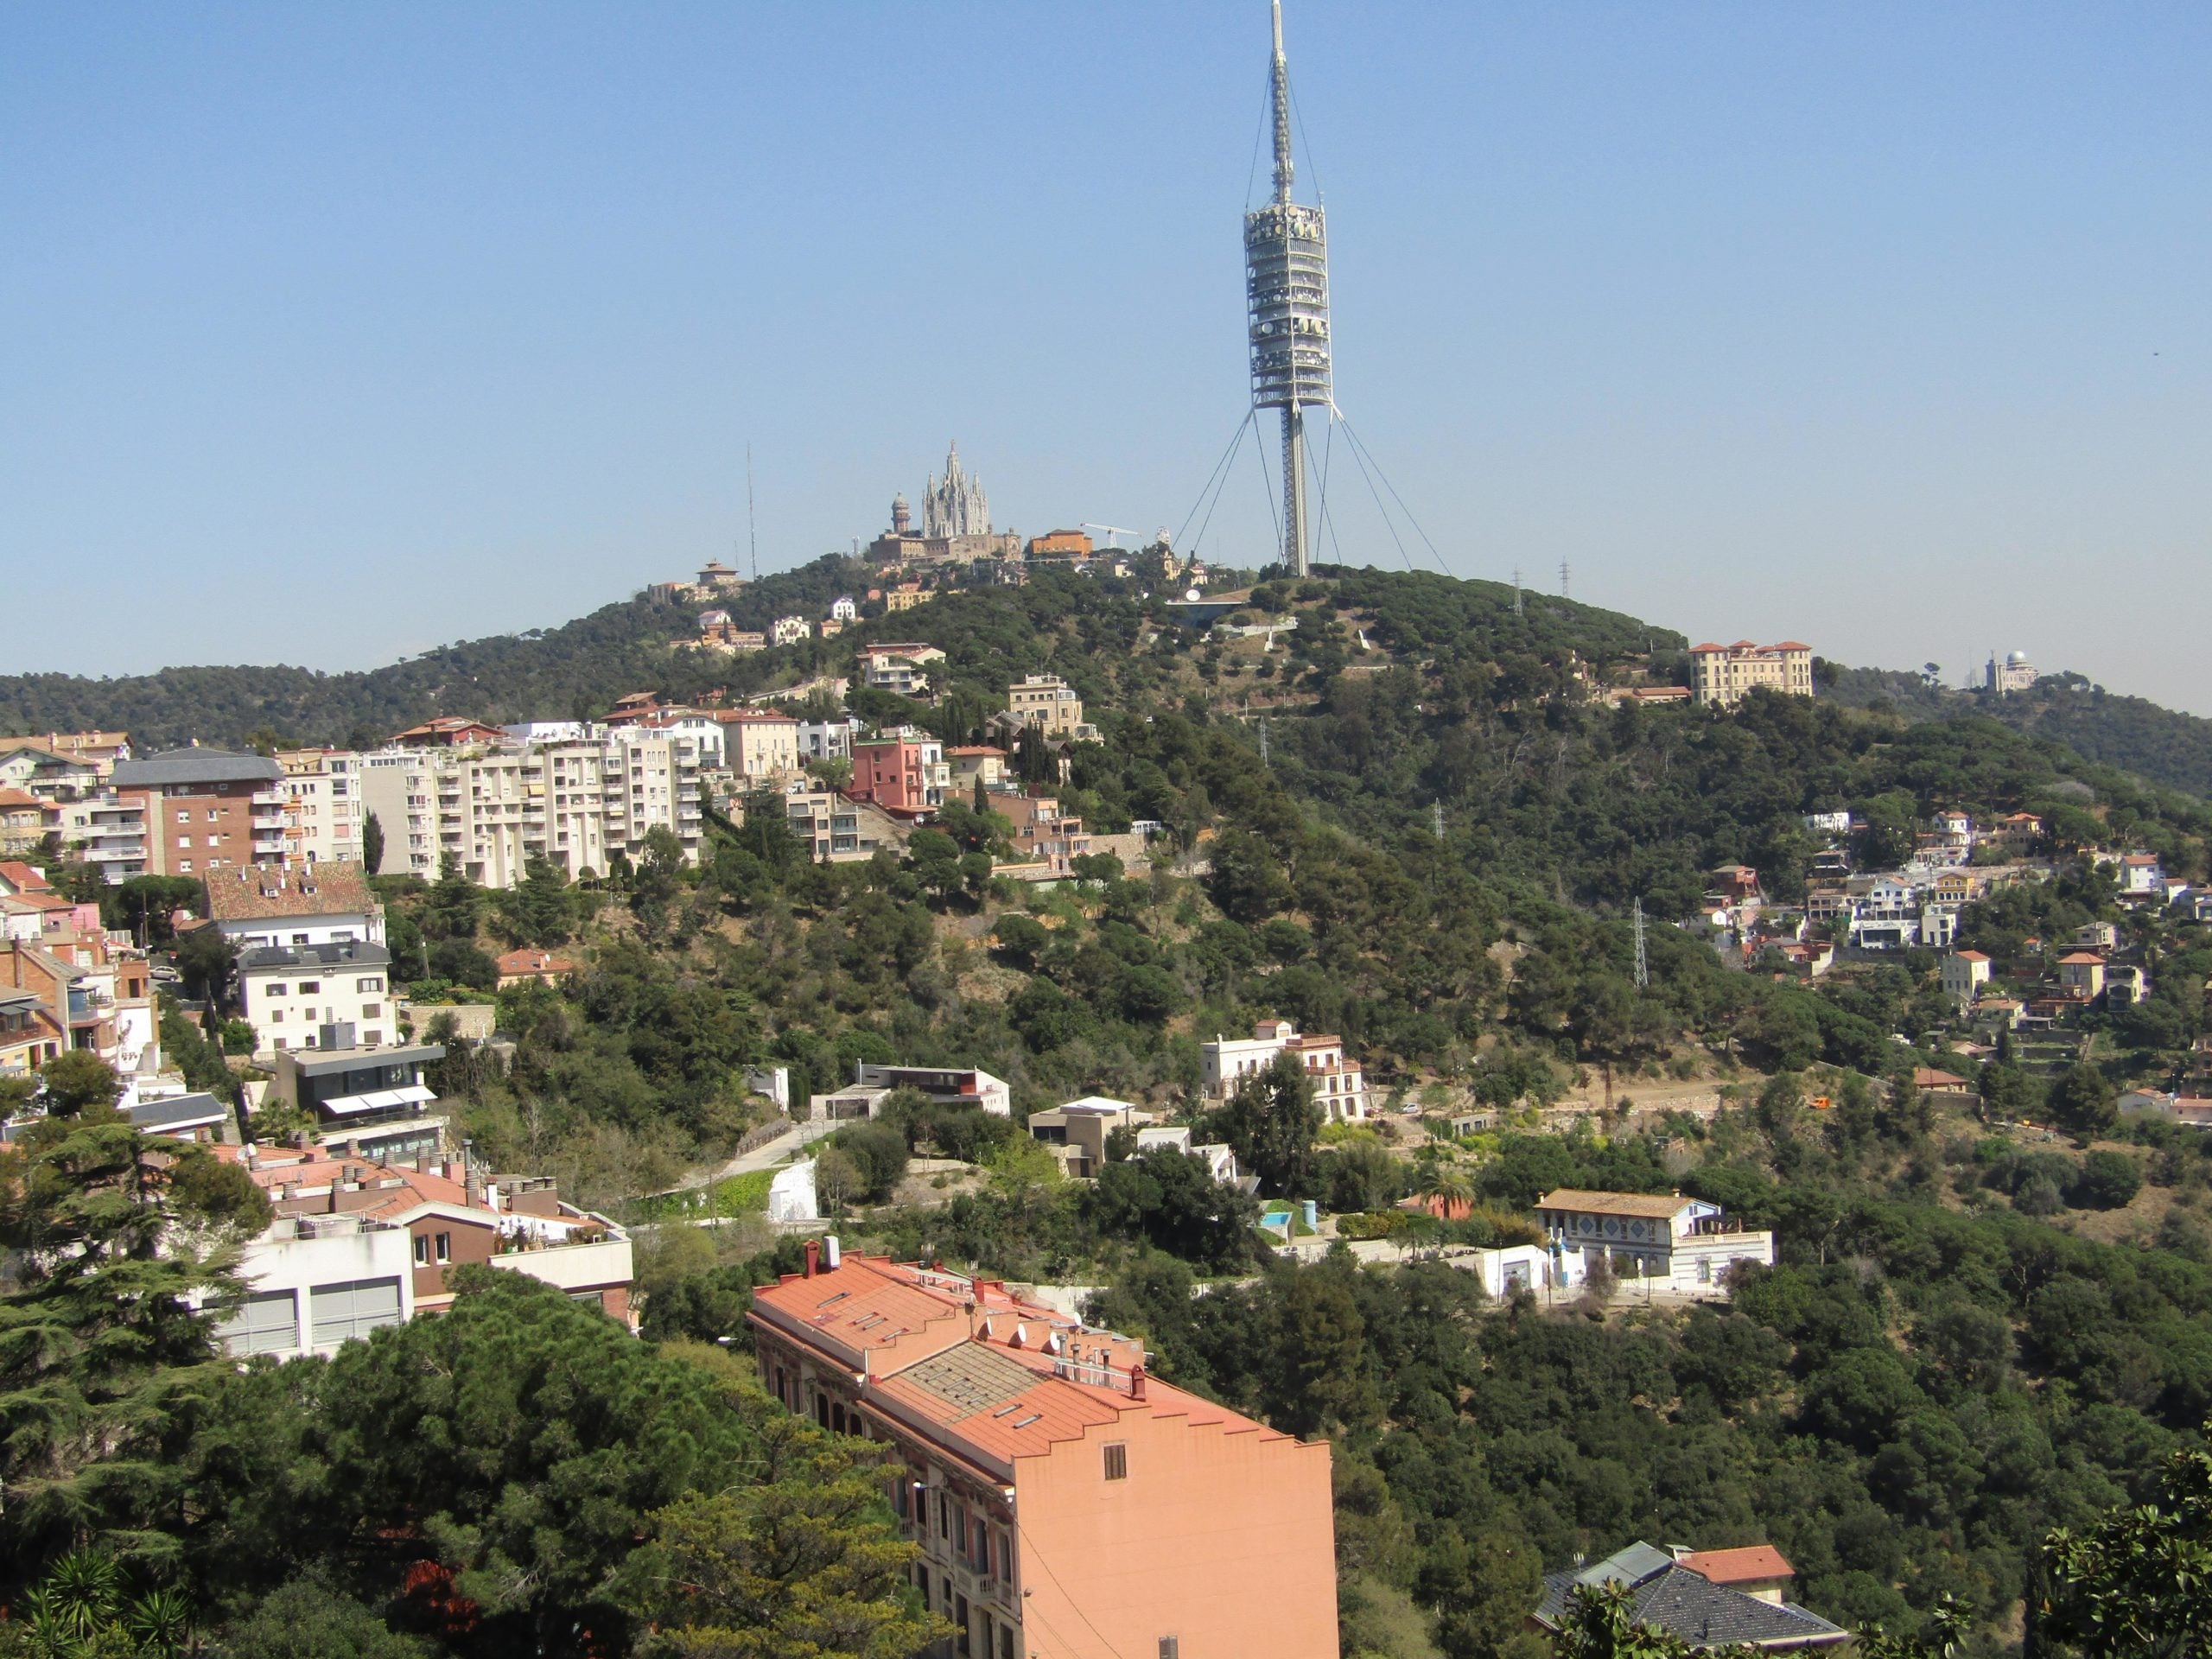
top-left (1243, 2), bottom-right (1331, 576)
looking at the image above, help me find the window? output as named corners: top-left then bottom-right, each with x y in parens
top-left (358, 976), bottom-right (383, 992)
top-left (1103, 1442), bottom-right (1128, 1481)
top-left (362, 1003), bottom-right (383, 1018)
top-left (299, 981), bottom-right (321, 995)
top-left (308, 1277), bottom-right (402, 1347)
top-left (1159, 1641), bottom-right (1179, 1659)
top-left (175, 810), bottom-right (189, 823)
top-left (269, 1010), bottom-right (284, 1023)
top-left (176, 836), bottom-right (192, 849)
top-left (292, 933), bottom-right (310, 945)
top-left (216, 1289), bottom-right (297, 1357)
top-left (434, 1232), bottom-right (451, 1263)
top-left (938, 1491), bottom-right (951, 1538)
top-left (179, 860), bottom-right (192, 872)
top-left (207, 809), bottom-right (219, 821)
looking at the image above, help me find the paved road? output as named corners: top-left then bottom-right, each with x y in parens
top-left (665, 1118), bottom-right (837, 1194)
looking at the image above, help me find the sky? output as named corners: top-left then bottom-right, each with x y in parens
top-left (4, 3), bottom-right (2209, 712)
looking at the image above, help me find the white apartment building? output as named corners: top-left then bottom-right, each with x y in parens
top-left (1688, 641), bottom-right (1815, 708)
top-left (49, 792), bottom-right (150, 883)
top-left (1202, 1018), bottom-right (1370, 1122)
top-left (234, 938), bottom-right (393, 1058)
top-left (772, 615), bottom-right (813, 647)
top-left (857, 643), bottom-right (946, 696)
top-left (275, 749), bottom-right (366, 868)
top-left (358, 731), bottom-right (705, 888)
top-left (798, 716), bottom-right (862, 762)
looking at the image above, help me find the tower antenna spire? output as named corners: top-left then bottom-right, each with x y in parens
top-left (1246, 1), bottom-right (1329, 578)
top-left (1270, 0), bottom-right (1294, 207)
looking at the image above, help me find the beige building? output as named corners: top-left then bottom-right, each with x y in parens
top-left (275, 749), bottom-right (366, 868)
top-left (358, 731), bottom-right (705, 888)
top-left (1688, 641), bottom-right (1815, 708)
top-left (1007, 673), bottom-right (1091, 739)
top-left (718, 711), bottom-right (802, 780)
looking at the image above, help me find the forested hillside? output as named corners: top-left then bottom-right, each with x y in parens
top-left (7, 555), bottom-right (2211, 811)
top-left (1819, 663), bottom-right (2212, 801)
top-left (8, 563), bottom-right (2212, 1658)
top-left (0, 556), bottom-right (874, 750)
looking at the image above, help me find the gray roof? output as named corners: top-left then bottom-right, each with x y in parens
top-left (1535, 1558), bottom-right (1847, 1650)
top-left (289, 1042), bottom-right (443, 1077)
top-left (238, 940), bottom-right (391, 974)
top-left (127, 1092), bottom-right (231, 1134)
top-left (113, 747), bottom-right (282, 787)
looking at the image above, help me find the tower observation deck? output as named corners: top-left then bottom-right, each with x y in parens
top-left (1244, 1), bottom-right (1330, 576)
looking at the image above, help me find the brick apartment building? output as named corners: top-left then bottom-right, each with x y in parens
top-left (749, 1249), bottom-right (1338, 1659)
top-left (111, 747), bottom-right (287, 877)
top-left (850, 732), bottom-right (950, 816)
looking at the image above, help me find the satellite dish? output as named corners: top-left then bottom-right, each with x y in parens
top-left (1185, 588), bottom-right (1203, 602)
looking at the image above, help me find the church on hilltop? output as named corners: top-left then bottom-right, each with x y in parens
top-left (868, 442), bottom-right (1020, 566)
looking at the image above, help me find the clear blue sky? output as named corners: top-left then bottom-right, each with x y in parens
top-left (5, 4), bottom-right (2209, 713)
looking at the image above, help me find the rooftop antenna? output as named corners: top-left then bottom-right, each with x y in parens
top-left (1258, 716), bottom-right (1270, 761)
top-left (1245, 0), bottom-right (1330, 578)
top-left (747, 444), bottom-right (759, 582)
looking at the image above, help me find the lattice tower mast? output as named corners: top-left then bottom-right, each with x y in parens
top-left (1244, 1), bottom-right (1331, 576)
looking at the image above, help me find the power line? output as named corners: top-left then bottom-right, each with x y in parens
top-left (1174, 410), bottom-right (1256, 560)
top-left (1338, 416), bottom-right (1417, 572)
top-left (1337, 414), bottom-right (1452, 576)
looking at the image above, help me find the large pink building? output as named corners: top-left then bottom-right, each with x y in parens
top-left (750, 1249), bottom-right (1339, 1659)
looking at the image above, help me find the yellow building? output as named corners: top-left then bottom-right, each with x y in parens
top-left (1689, 640), bottom-right (1815, 708)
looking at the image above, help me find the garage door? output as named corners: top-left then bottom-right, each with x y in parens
top-left (309, 1277), bottom-right (403, 1348)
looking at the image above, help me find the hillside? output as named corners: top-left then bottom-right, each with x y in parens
top-left (9, 558), bottom-right (2212, 811)
top-left (0, 556), bottom-right (876, 751)
top-left (1820, 662), bottom-right (2212, 800)
top-left (10, 561), bottom-right (2212, 1658)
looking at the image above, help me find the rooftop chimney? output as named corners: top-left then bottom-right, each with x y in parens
top-left (804, 1239), bottom-right (820, 1279)
top-left (1130, 1363), bottom-right (1147, 1402)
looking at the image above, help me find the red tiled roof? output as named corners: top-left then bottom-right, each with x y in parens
top-left (0, 861), bottom-right (53, 892)
top-left (1952, 950), bottom-right (1990, 962)
top-left (496, 949), bottom-right (575, 976)
top-left (2058, 952), bottom-right (2105, 965)
top-left (1679, 1545), bottom-right (1793, 1585)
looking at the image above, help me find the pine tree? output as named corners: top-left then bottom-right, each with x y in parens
top-left (0, 1111), bottom-right (256, 1592)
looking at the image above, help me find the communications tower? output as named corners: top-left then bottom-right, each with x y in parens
top-left (1244, 1), bottom-right (1331, 576)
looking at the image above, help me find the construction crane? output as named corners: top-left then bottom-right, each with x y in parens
top-left (1079, 522), bottom-right (1143, 550)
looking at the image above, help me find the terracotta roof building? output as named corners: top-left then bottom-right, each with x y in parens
top-left (495, 948), bottom-right (576, 988)
top-left (748, 1249), bottom-right (1338, 1659)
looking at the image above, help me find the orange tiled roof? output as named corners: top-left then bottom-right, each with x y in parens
top-left (1535, 1188), bottom-right (1695, 1219)
top-left (1679, 1545), bottom-right (1793, 1585)
top-left (496, 948), bottom-right (575, 976)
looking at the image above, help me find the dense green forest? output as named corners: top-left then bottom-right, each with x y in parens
top-left (9, 564), bottom-right (2212, 1656)
top-left (1819, 663), bottom-right (2212, 801)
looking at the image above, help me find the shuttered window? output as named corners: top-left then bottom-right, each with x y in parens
top-left (218, 1290), bottom-right (298, 1357)
top-left (309, 1277), bottom-right (402, 1348)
